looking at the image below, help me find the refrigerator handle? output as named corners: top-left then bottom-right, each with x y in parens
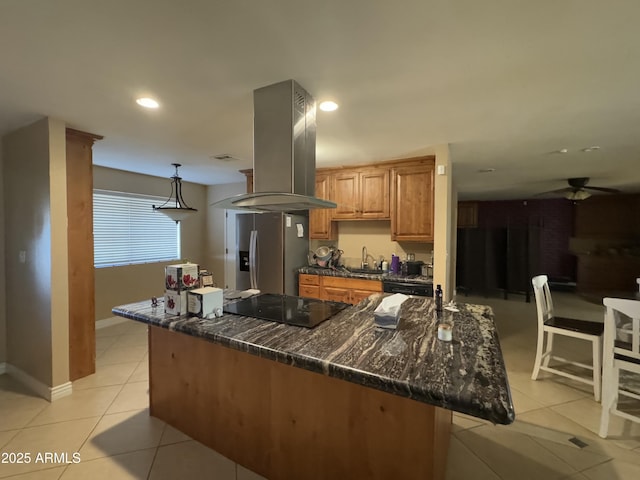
top-left (249, 229), bottom-right (258, 290)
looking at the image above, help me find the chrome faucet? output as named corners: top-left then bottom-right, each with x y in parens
top-left (361, 246), bottom-right (368, 269)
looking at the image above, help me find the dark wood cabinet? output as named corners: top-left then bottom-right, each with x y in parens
top-left (457, 202), bottom-right (478, 228)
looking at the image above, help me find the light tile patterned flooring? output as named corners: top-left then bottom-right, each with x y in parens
top-left (0, 292), bottom-right (639, 479)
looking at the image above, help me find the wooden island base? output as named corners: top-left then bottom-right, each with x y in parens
top-left (149, 325), bottom-right (452, 480)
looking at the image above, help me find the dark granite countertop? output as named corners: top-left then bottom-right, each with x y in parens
top-left (113, 292), bottom-right (514, 425)
top-left (298, 265), bottom-right (433, 285)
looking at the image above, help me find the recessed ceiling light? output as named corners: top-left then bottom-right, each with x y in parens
top-left (477, 168), bottom-right (496, 173)
top-left (319, 101), bottom-right (338, 112)
top-left (558, 148), bottom-right (568, 154)
top-left (582, 146), bottom-right (600, 152)
top-left (136, 97), bottom-right (159, 109)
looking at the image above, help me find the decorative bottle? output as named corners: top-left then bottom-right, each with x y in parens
top-left (435, 284), bottom-right (443, 313)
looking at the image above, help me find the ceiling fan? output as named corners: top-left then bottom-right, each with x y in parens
top-left (539, 177), bottom-right (620, 200)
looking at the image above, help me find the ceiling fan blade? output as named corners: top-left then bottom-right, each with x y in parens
top-left (583, 186), bottom-right (620, 194)
top-left (534, 187), bottom-right (573, 196)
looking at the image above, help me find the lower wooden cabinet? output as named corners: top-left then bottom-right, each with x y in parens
top-left (351, 289), bottom-right (379, 304)
top-left (299, 274), bottom-right (382, 305)
top-left (299, 284), bottom-right (321, 298)
top-left (322, 286), bottom-right (352, 303)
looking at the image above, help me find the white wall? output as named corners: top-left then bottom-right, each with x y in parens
top-left (433, 144), bottom-right (456, 300)
top-left (93, 166), bottom-right (208, 320)
top-left (2, 117), bottom-right (69, 387)
top-left (48, 119), bottom-right (70, 386)
top-left (0, 137), bottom-right (6, 365)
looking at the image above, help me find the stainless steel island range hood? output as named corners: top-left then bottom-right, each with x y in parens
top-left (210, 80), bottom-right (336, 212)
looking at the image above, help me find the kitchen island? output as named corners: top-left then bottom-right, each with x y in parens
top-left (113, 292), bottom-right (514, 480)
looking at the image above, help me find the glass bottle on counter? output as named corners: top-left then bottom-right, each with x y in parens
top-left (435, 284), bottom-right (443, 313)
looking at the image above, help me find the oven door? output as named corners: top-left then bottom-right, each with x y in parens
top-left (383, 281), bottom-right (433, 297)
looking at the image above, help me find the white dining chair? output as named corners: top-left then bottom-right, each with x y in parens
top-left (599, 297), bottom-right (640, 438)
top-left (531, 275), bottom-right (604, 401)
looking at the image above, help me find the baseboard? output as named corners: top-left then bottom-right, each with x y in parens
top-left (96, 316), bottom-right (129, 330)
top-left (50, 381), bottom-right (73, 401)
top-left (0, 362), bottom-right (6, 375)
top-left (6, 364), bottom-right (73, 402)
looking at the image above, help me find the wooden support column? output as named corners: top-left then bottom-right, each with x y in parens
top-left (66, 128), bottom-right (103, 381)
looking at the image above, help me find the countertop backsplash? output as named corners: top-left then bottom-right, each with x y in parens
top-left (309, 220), bottom-right (433, 268)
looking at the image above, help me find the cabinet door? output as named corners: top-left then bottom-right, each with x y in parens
top-left (360, 169), bottom-right (390, 219)
top-left (391, 163), bottom-right (434, 242)
top-left (299, 285), bottom-right (321, 299)
top-left (299, 274), bottom-right (320, 286)
top-left (310, 174), bottom-right (337, 239)
top-left (322, 286), bottom-right (352, 304)
top-left (457, 202), bottom-right (478, 228)
top-left (331, 171), bottom-right (359, 219)
top-left (351, 289), bottom-right (377, 305)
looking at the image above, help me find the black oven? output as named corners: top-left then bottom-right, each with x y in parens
top-left (383, 281), bottom-right (433, 297)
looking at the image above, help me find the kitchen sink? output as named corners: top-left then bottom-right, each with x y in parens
top-left (346, 268), bottom-right (381, 275)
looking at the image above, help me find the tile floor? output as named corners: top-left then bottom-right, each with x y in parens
top-left (0, 292), bottom-right (639, 479)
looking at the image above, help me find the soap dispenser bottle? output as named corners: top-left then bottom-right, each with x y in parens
top-left (390, 254), bottom-right (400, 274)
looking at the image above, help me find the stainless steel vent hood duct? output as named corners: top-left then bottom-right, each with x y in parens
top-left (211, 80), bottom-right (336, 212)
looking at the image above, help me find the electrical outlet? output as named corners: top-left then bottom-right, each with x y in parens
top-left (19, 250), bottom-right (26, 263)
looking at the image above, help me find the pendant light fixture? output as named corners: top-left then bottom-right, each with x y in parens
top-left (153, 163), bottom-right (197, 222)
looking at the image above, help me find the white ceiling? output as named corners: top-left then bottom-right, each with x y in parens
top-left (1, 0), bottom-right (639, 201)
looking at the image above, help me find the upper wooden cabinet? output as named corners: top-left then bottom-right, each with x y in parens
top-left (309, 173), bottom-right (337, 239)
top-left (240, 169), bottom-right (253, 193)
top-left (390, 161), bottom-right (435, 242)
top-left (331, 168), bottom-right (389, 220)
top-left (241, 155), bottom-right (435, 242)
top-left (360, 169), bottom-right (390, 219)
top-left (331, 171), bottom-right (359, 219)
top-left (457, 202), bottom-right (478, 228)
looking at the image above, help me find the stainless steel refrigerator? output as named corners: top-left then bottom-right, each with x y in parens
top-left (236, 212), bottom-right (309, 296)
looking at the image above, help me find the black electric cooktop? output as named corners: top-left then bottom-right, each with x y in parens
top-left (223, 294), bottom-right (349, 328)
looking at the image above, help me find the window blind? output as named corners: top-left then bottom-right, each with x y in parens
top-left (93, 189), bottom-right (180, 267)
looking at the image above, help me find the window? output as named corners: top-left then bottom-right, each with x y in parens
top-left (93, 189), bottom-right (180, 267)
